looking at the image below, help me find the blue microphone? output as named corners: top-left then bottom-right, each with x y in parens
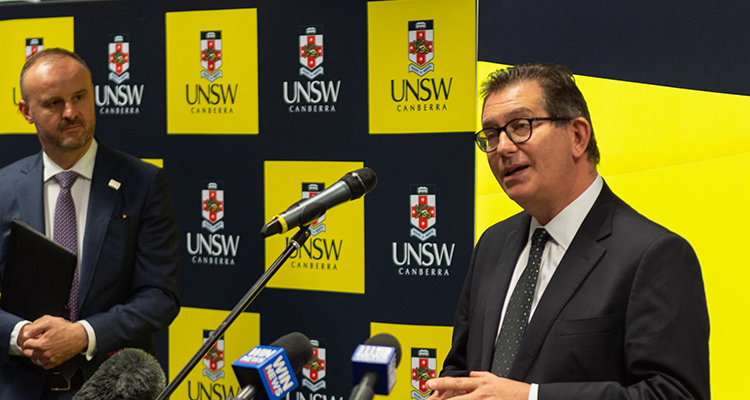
top-left (348, 333), bottom-right (402, 400)
top-left (230, 332), bottom-right (314, 400)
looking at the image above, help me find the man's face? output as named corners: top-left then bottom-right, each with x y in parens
top-left (19, 56), bottom-right (96, 156)
top-left (482, 80), bottom-right (577, 212)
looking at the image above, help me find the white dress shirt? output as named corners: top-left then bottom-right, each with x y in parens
top-left (9, 140), bottom-right (99, 360)
top-left (494, 175), bottom-right (603, 400)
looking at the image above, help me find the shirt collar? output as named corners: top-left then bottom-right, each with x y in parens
top-left (529, 174), bottom-right (603, 250)
top-left (43, 138), bottom-right (98, 182)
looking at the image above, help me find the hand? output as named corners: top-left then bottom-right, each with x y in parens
top-left (427, 371), bottom-right (530, 400)
top-left (19, 315), bottom-right (88, 369)
top-left (17, 322), bottom-right (35, 349)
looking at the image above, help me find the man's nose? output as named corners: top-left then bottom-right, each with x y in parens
top-left (494, 131), bottom-right (517, 156)
top-left (62, 101), bottom-right (76, 119)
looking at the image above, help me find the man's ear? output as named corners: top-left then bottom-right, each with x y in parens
top-left (569, 117), bottom-right (591, 160)
top-left (18, 99), bottom-right (34, 124)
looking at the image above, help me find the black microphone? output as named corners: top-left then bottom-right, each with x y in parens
top-left (72, 348), bottom-right (166, 400)
top-left (348, 333), bottom-right (402, 400)
top-left (229, 332), bottom-right (314, 400)
top-left (260, 167), bottom-right (377, 238)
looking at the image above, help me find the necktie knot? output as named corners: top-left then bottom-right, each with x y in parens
top-left (532, 228), bottom-right (550, 247)
top-left (55, 171), bottom-right (79, 189)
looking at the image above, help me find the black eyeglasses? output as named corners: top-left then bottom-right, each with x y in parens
top-left (474, 117), bottom-right (572, 152)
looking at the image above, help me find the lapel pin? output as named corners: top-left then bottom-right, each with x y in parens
top-left (108, 179), bottom-right (121, 190)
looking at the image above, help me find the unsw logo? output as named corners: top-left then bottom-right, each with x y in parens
top-left (283, 25), bottom-right (341, 113)
top-left (186, 182), bottom-right (241, 265)
top-left (186, 330), bottom-right (241, 399)
top-left (391, 20), bottom-right (452, 113)
top-left (392, 185), bottom-right (454, 276)
top-left (411, 348), bottom-right (437, 400)
top-left (186, 31), bottom-right (237, 115)
top-left (302, 338), bottom-right (326, 392)
top-left (95, 34), bottom-right (144, 115)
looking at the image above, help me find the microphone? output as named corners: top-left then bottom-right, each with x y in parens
top-left (72, 348), bottom-right (165, 400)
top-left (348, 333), bottom-right (402, 400)
top-left (260, 167), bottom-right (377, 238)
top-left (229, 332), bottom-right (314, 400)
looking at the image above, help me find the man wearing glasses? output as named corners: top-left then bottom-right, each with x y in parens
top-left (427, 63), bottom-right (709, 400)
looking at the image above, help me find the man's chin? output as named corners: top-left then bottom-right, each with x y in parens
top-left (58, 135), bottom-right (93, 152)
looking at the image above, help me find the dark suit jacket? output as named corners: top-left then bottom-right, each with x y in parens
top-left (441, 183), bottom-right (710, 399)
top-left (0, 143), bottom-right (180, 399)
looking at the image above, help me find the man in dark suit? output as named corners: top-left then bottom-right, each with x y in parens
top-left (0, 48), bottom-right (180, 398)
top-left (427, 64), bottom-right (709, 400)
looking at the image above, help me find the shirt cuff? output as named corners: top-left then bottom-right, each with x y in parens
top-left (77, 320), bottom-right (97, 361)
top-left (9, 320), bottom-right (31, 356)
top-left (528, 383), bottom-right (539, 400)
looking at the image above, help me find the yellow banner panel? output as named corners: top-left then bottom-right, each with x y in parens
top-left (368, 0), bottom-right (476, 134)
top-left (264, 161), bottom-right (365, 293)
top-left (165, 9), bottom-right (259, 134)
top-left (0, 17), bottom-right (74, 134)
top-left (370, 322), bottom-right (453, 400)
top-left (606, 153), bottom-right (750, 400)
top-left (169, 307), bottom-right (260, 399)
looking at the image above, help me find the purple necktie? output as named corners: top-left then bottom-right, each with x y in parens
top-left (54, 171), bottom-right (80, 380)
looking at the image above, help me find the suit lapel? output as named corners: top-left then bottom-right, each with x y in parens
top-left (480, 215), bottom-right (530, 371)
top-left (17, 154), bottom-right (45, 233)
top-left (79, 145), bottom-right (121, 307)
top-left (508, 184), bottom-right (617, 380)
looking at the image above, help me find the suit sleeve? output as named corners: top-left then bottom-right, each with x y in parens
top-left (83, 167), bottom-right (180, 355)
top-left (538, 234), bottom-right (710, 400)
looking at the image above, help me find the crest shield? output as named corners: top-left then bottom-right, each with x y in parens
top-left (302, 182), bottom-right (326, 236)
top-left (408, 21), bottom-right (434, 76)
top-left (411, 348), bottom-right (437, 399)
top-left (25, 38), bottom-right (43, 60)
top-left (108, 35), bottom-right (130, 84)
top-left (202, 330), bottom-right (225, 381)
top-left (302, 339), bottom-right (327, 392)
top-left (299, 26), bottom-right (324, 79)
top-left (410, 185), bottom-right (436, 241)
top-left (202, 182), bottom-right (225, 233)
top-left (201, 31), bottom-right (223, 82)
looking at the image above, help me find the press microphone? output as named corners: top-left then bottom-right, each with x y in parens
top-left (260, 167), bottom-right (377, 238)
top-left (348, 333), bottom-right (402, 400)
top-left (72, 348), bottom-right (165, 400)
top-left (229, 332), bottom-right (314, 400)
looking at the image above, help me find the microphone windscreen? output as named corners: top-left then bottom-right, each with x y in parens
top-left (363, 333), bottom-right (402, 366)
top-left (73, 348), bottom-right (166, 400)
top-left (269, 332), bottom-right (314, 375)
top-left (340, 168), bottom-right (377, 199)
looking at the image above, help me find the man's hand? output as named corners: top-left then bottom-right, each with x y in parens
top-left (427, 371), bottom-right (530, 400)
top-left (19, 315), bottom-right (88, 369)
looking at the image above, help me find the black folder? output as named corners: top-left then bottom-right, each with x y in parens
top-left (0, 219), bottom-right (77, 321)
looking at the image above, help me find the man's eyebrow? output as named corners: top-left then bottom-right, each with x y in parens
top-left (482, 107), bottom-right (535, 126)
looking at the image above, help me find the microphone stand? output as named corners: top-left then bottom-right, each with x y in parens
top-left (156, 227), bottom-right (312, 400)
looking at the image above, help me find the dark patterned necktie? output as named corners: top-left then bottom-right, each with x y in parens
top-left (491, 228), bottom-right (550, 377)
top-left (54, 171), bottom-right (80, 380)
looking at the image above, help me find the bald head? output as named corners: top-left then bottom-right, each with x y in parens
top-left (20, 48), bottom-right (91, 101)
